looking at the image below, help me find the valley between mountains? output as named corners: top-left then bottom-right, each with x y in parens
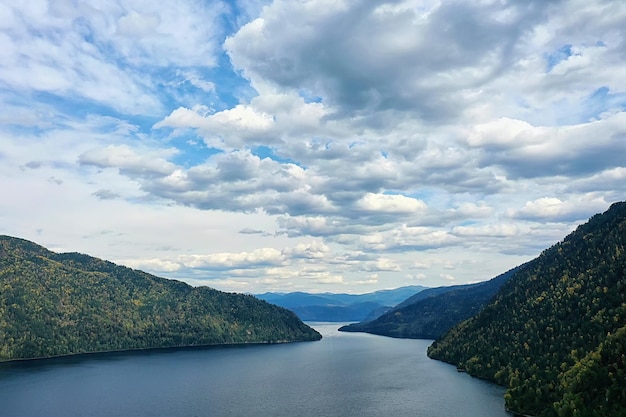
top-left (1, 202), bottom-right (625, 416)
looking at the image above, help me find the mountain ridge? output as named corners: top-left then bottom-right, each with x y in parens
top-left (0, 235), bottom-right (321, 362)
top-left (427, 201), bottom-right (626, 416)
top-left (256, 285), bottom-right (427, 322)
top-left (338, 267), bottom-right (518, 339)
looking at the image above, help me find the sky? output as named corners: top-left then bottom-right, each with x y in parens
top-left (1, 0), bottom-right (625, 294)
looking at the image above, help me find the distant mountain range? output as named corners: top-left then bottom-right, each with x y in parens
top-left (0, 236), bottom-right (321, 361)
top-left (339, 267), bottom-right (519, 339)
top-left (255, 286), bottom-right (427, 322)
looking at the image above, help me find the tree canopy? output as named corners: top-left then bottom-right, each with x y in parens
top-left (0, 236), bottom-right (320, 361)
top-left (427, 201), bottom-right (626, 417)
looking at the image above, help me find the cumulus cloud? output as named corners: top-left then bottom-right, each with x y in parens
top-left (351, 274), bottom-right (379, 285)
top-left (155, 104), bottom-right (276, 148)
top-left (448, 202), bottom-right (494, 219)
top-left (142, 150), bottom-right (335, 215)
top-left (567, 167), bottom-right (626, 196)
top-left (355, 193), bottom-right (426, 214)
top-left (2, 0), bottom-right (625, 293)
top-left (360, 258), bottom-right (401, 272)
top-left (175, 248), bottom-right (283, 271)
top-left (468, 113), bottom-right (626, 179)
top-left (440, 273), bottom-right (456, 282)
top-left (225, 0), bottom-right (558, 121)
top-left (452, 223), bottom-right (522, 238)
top-left (123, 258), bottom-right (182, 273)
top-left (407, 273), bottom-right (427, 281)
top-left (79, 145), bottom-right (177, 178)
top-left (514, 196), bottom-right (609, 222)
top-left (467, 118), bottom-right (544, 148)
top-left (358, 226), bottom-right (458, 252)
top-left (310, 273), bottom-right (344, 285)
top-left (286, 241), bottom-right (331, 259)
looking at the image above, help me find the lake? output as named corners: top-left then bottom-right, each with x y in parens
top-left (0, 323), bottom-right (510, 417)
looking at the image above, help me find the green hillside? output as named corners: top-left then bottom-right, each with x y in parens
top-left (0, 236), bottom-right (321, 361)
top-left (553, 325), bottom-right (625, 417)
top-left (427, 202), bottom-right (626, 416)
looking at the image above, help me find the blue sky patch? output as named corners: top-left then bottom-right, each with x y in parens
top-left (298, 88), bottom-right (323, 103)
top-left (582, 86), bottom-right (626, 120)
top-left (169, 137), bottom-right (224, 167)
top-left (252, 145), bottom-right (304, 167)
top-left (545, 44), bottom-right (573, 72)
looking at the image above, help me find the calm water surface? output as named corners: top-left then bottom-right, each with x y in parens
top-left (0, 323), bottom-right (510, 417)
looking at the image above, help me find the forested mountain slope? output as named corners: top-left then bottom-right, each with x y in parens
top-left (0, 236), bottom-right (321, 361)
top-left (427, 202), bottom-right (626, 417)
top-left (553, 325), bottom-right (625, 417)
top-left (338, 268), bottom-right (517, 339)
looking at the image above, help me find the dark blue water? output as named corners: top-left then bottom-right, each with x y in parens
top-left (0, 323), bottom-right (510, 417)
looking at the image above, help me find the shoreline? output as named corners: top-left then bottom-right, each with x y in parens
top-left (0, 337), bottom-right (321, 365)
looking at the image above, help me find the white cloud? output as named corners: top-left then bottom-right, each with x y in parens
top-left (179, 248), bottom-right (284, 269)
top-left (407, 273), bottom-right (427, 281)
top-left (361, 258), bottom-right (401, 272)
top-left (351, 274), bottom-right (379, 285)
top-left (310, 273), bottom-right (344, 285)
top-left (156, 105), bottom-right (276, 148)
top-left (356, 193), bottom-right (426, 214)
top-left (440, 273), bottom-right (456, 282)
top-left (449, 202), bottom-right (494, 218)
top-left (515, 196), bottom-right (609, 222)
top-left (79, 145), bottom-right (177, 178)
top-left (452, 223), bottom-right (522, 238)
top-left (287, 241), bottom-right (331, 259)
top-left (568, 167), bottom-right (626, 195)
top-left (467, 112), bottom-right (626, 179)
top-left (467, 118), bottom-right (544, 148)
top-left (1, 0), bottom-right (624, 294)
top-left (225, 0), bottom-right (556, 121)
top-left (123, 258), bottom-right (182, 273)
